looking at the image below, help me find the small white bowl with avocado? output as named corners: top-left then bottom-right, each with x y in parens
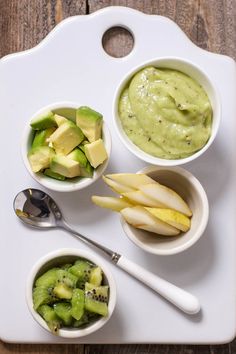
top-left (113, 57), bottom-right (221, 166)
top-left (22, 102), bottom-right (111, 192)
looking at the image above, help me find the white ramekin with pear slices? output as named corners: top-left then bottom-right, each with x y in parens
top-left (22, 101), bottom-right (111, 192)
top-left (92, 166), bottom-right (209, 255)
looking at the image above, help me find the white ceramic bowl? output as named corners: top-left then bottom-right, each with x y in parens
top-left (120, 166), bottom-right (209, 255)
top-left (113, 57), bottom-right (221, 166)
top-left (26, 248), bottom-right (116, 338)
top-left (22, 101), bottom-right (112, 192)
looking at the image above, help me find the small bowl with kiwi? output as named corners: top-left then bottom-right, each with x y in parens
top-left (21, 101), bottom-right (111, 192)
top-left (26, 248), bottom-right (116, 338)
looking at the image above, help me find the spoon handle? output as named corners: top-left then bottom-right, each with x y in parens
top-left (60, 222), bottom-right (200, 314)
top-left (117, 256), bottom-right (200, 315)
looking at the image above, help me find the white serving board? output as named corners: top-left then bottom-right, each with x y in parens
top-left (1, 6), bottom-right (236, 344)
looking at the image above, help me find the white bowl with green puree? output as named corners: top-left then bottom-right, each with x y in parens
top-left (113, 58), bottom-right (221, 166)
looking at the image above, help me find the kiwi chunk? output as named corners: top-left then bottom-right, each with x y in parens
top-left (35, 268), bottom-right (60, 288)
top-left (89, 266), bottom-right (103, 286)
top-left (38, 305), bottom-right (61, 334)
top-left (33, 286), bottom-right (57, 310)
top-left (69, 259), bottom-right (93, 288)
top-left (53, 283), bottom-right (73, 299)
top-left (54, 303), bottom-right (73, 326)
top-left (71, 289), bottom-right (85, 321)
top-left (84, 283), bottom-right (109, 317)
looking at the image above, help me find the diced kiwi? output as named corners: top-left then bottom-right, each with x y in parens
top-left (73, 311), bottom-right (100, 328)
top-left (33, 286), bottom-right (57, 310)
top-left (56, 269), bottom-right (78, 289)
top-left (71, 289), bottom-right (85, 321)
top-left (35, 268), bottom-right (60, 288)
top-left (53, 283), bottom-right (73, 299)
top-left (89, 266), bottom-right (103, 286)
top-left (38, 305), bottom-right (61, 334)
top-left (68, 259), bottom-right (94, 288)
top-left (84, 283), bottom-right (109, 317)
top-left (54, 303), bottom-right (73, 326)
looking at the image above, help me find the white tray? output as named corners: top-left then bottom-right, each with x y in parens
top-left (1, 6), bottom-right (236, 344)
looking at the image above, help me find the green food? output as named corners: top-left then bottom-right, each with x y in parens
top-left (28, 146), bottom-right (55, 173)
top-left (44, 168), bottom-right (66, 181)
top-left (33, 258), bottom-right (109, 334)
top-left (76, 106), bottom-right (103, 142)
top-left (67, 148), bottom-right (94, 178)
top-left (32, 127), bottom-right (56, 149)
top-left (50, 155), bottom-right (80, 178)
top-left (30, 111), bottom-right (56, 130)
top-left (84, 139), bottom-right (108, 168)
top-left (27, 107), bottom-right (107, 181)
top-left (38, 305), bottom-right (61, 334)
top-left (118, 66), bottom-right (213, 159)
top-left (48, 121), bottom-right (84, 155)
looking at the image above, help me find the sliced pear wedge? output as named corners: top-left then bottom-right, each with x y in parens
top-left (122, 190), bottom-right (166, 208)
top-left (105, 173), bottom-right (155, 189)
top-left (121, 206), bottom-right (180, 236)
top-left (145, 207), bottom-right (190, 232)
top-left (92, 196), bottom-right (132, 212)
top-left (140, 183), bottom-right (192, 217)
top-left (102, 176), bottom-right (135, 194)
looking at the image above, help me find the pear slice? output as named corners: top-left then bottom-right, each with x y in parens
top-left (122, 190), bottom-right (166, 208)
top-left (105, 173), bottom-right (155, 189)
top-left (121, 206), bottom-right (180, 236)
top-left (145, 207), bottom-right (191, 232)
top-left (102, 176), bottom-right (135, 194)
top-left (92, 196), bottom-right (132, 212)
top-left (140, 183), bottom-right (192, 217)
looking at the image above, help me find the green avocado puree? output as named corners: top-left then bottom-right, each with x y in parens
top-left (118, 67), bottom-right (212, 159)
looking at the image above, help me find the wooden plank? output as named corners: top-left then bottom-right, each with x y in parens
top-left (0, 343), bottom-right (84, 354)
top-left (0, 0), bottom-right (87, 58)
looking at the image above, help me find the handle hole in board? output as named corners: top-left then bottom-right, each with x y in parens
top-left (102, 27), bottom-right (134, 58)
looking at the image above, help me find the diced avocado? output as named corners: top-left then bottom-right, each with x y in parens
top-left (76, 106), bottom-right (103, 143)
top-left (67, 148), bottom-right (87, 167)
top-left (84, 139), bottom-right (108, 168)
top-left (28, 146), bottom-right (55, 172)
top-left (31, 127), bottom-right (56, 149)
top-left (50, 155), bottom-right (80, 178)
top-left (54, 114), bottom-right (68, 127)
top-left (78, 140), bottom-right (89, 153)
top-left (67, 148), bottom-right (94, 178)
top-left (48, 121), bottom-right (84, 155)
top-left (44, 168), bottom-right (66, 181)
top-left (30, 111), bottom-right (56, 130)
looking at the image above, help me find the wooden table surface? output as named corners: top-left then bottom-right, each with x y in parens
top-left (0, 0), bottom-right (235, 353)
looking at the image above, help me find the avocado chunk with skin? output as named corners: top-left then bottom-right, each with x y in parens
top-left (28, 146), bottom-right (55, 172)
top-left (31, 127), bottom-right (56, 149)
top-left (84, 139), bottom-right (108, 168)
top-left (44, 168), bottom-right (66, 181)
top-left (54, 114), bottom-right (68, 127)
top-left (48, 121), bottom-right (84, 155)
top-left (30, 111), bottom-right (56, 130)
top-left (67, 148), bottom-right (94, 177)
top-left (50, 155), bottom-right (80, 178)
top-left (76, 106), bottom-right (103, 143)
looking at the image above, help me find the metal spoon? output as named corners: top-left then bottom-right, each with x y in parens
top-left (14, 188), bottom-right (200, 315)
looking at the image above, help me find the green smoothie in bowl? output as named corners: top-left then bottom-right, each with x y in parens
top-left (118, 66), bottom-right (213, 160)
